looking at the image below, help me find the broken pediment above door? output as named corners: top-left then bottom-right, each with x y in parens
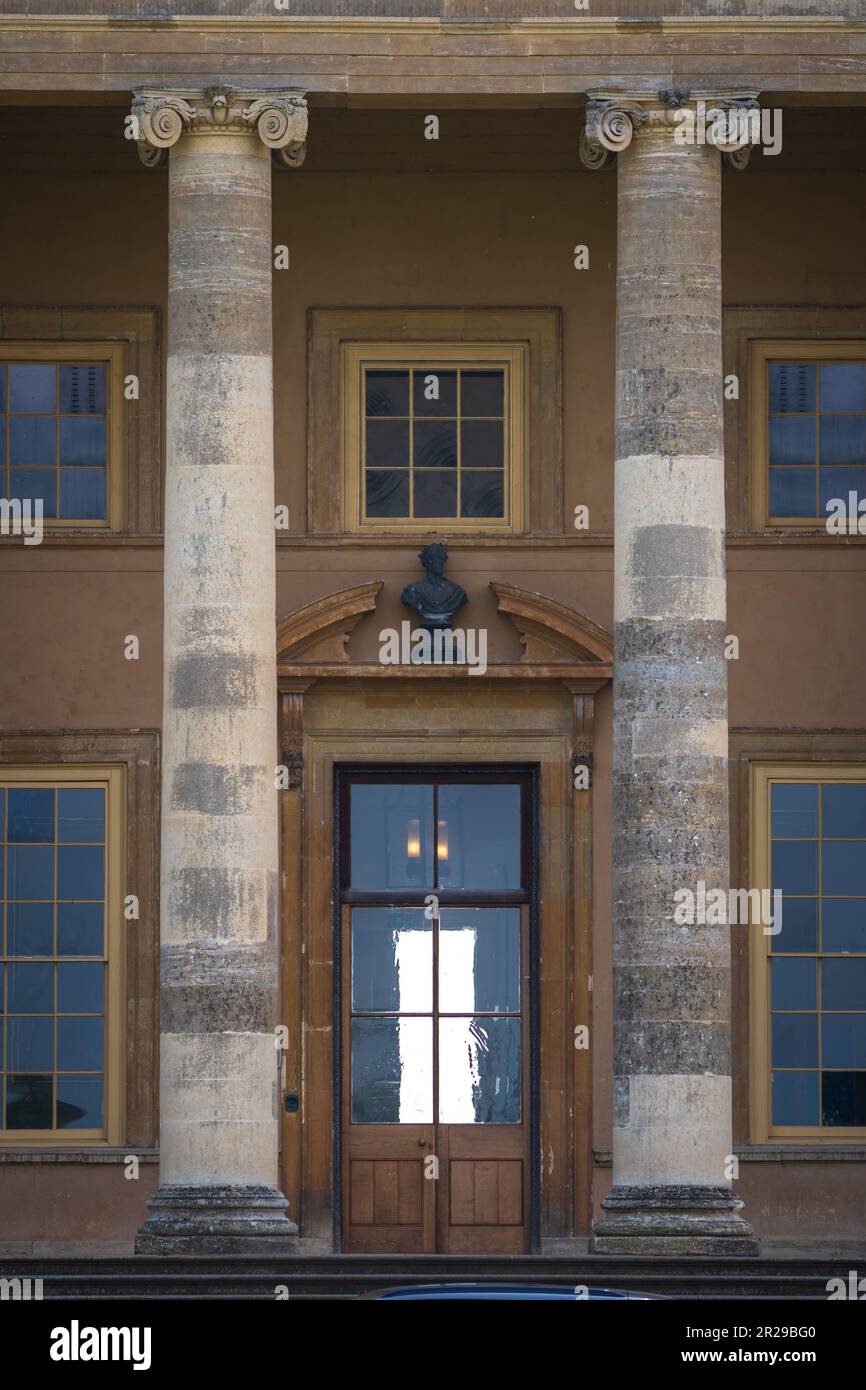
top-left (490, 582), bottom-right (613, 666)
top-left (276, 580), bottom-right (383, 664)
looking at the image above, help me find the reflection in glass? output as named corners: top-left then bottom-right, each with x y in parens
top-left (437, 783), bottom-right (521, 890)
top-left (351, 1016), bottom-right (432, 1123)
top-left (769, 362), bottom-right (815, 414)
top-left (439, 908), bottom-right (520, 1013)
top-left (438, 1016), bottom-right (520, 1123)
top-left (350, 784), bottom-right (434, 890)
top-left (351, 909), bottom-right (432, 1013)
top-left (823, 1015), bottom-right (866, 1069)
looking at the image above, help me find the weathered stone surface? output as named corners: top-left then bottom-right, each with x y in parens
top-left (133, 88), bottom-right (303, 1255)
top-left (587, 92), bottom-right (756, 1254)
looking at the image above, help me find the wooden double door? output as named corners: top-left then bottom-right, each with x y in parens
top-left (339, 770), bottom-right (533, 1253)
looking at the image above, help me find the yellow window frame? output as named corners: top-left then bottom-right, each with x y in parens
top-left (0, 764), bottom-right (125, 1146)
top-left (0, 342), bottom-right (126, 531)
top-left (749, 339), bottom-right (866, 530)
top-left (750, 762), bottom-right (866, 1142)
top-left (341, 341), bottom-right (526, 534)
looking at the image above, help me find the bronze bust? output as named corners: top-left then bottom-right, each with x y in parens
top-left (401, 542), bottom-right (467, 631)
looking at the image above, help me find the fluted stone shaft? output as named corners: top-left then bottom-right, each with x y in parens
top-left (585, 95), bottom-right (756, 1254)
top-left (131, 89), bottom-right (306, 1253)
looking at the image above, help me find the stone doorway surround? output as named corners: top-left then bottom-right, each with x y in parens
top-left (275, 580), bottom-right (612, 1250)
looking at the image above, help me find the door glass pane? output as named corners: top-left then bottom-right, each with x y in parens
top-left (439, 1016), bottom-right (521, 1123)
top-left (437, 783), bottom-right (521, 890)
top-left (351, 908), bottom-right (432, 1013)
top-left (351, 1016), bottom-right (432, 1123)
top-left (350, 783), bottom-right (434, 890)
top-left (439, 908), bottom-right (520, 1013)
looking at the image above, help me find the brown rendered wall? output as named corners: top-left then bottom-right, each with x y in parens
top-left (0, 105), bottom-right (864, 1246)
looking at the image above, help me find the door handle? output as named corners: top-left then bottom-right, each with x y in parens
top-left (417, 1138), bottom-right (427, 1148)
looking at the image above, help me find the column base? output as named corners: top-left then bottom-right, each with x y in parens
top-left (135, 1185), bottom-right (299, 1255)
top-left (591, 1185), bottom-right (760, 1256)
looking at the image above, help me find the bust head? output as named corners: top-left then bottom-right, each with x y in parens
top-left (419, 542), bottom-right (447, 581)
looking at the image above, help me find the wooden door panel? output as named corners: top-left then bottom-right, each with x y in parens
top-left (343, 1122), bottom-right (436, 1253)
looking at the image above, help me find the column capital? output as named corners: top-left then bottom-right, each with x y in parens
top-left (131, 86), bottom-right (308, 169)
top-left (580, 87), bottom-right (762, 171)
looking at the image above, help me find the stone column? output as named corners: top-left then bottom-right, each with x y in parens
top-left (131, 88), bottom-right (307, 1253)
top-left (582, 91), bottom-right (758, 1254)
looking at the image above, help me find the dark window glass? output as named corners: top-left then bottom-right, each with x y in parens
top-left (57, 1076), bottom-right (104, 1130)
top-left (823, 959), bottom-right (866, 1011)
top-left (365, 371), bottom-right (409, 417)
top-left (771, 957), bottom-right (817, 1011)
top-left (58, 962), bottom-right (104, 1015)
top-left (822, 1015), bottom-right (866, 1069)
top-left (413, 470), bottom-right (456, 518)
top-left (59, 417), bottom-right (105, 468)
top-left (350, 909), bottom-right (432, 1013)
top-left (461, 371), bottom-right (504, 417)
top-left (365, 470), bottom-right (409, 519)
top-left (414, 420), bottom-right (457, 470)
top-left (437, 783), bottom-right (521, 891)
top-left (439, 908), bottom-right (520, 1014)
top-left (820, 467), bottom-right (866, 514)
top-left (770, 898), bottom-right (817, 954)
top-left (58, 1016), bottom-right (104, 1071)
top-left (365, 419), bottom-right (409, 471)
top-left (57, 904), bottom-right (104, 957)
top-left (823, 843), bottom-right (866, 896)
top-left (822, 784), bottom-right (866, 839)
top-left (772, 840), bottom-right (817, 895)
top-left (822, 1072), bottom-right (866, 1127)
top-left (5, 1075), bottom-right (52, 1130)
top-left (10, 415), bottom-right (54, 466)
top-left (769, 469), bottom-right (815, 518)
top-left (8, 469), bottom-right (57, 518)
top-left (771, 1015), bottom-right (818, 1069)
top-left (769, 363), bottom-right (815, 414)
top-left (820, 362), bottom-right (866, 413)
top-left (461, 419), bottom-right (503, 469)
top-left (8, 788), bottom-right (54, 843)
top-left (820, 416), bottom-right (866, 468)
top-left (350, 784), bottom-right (435, 891)
top-left (59, 470), bottom-right (106, 521)
top-left (7, 962), bottom-right (53, 1014)
top-left (461, 470), bottom-right (503, 519)
top-left (7, 1018), bottom-right (53, 1070)
top-left (9, 364), bottom-right (55, 412)
top-left (59, 364), bottom-right (106, 415)
top-left (8, 845), bottom-right (54, 901)
top-left (771, 783), bottom-right (818, 838)
top-left (57, 846), bottom-right (104, 901)
top-left (413, 370), bottom-right (456, 417)
top-left (772, 1070), bottom-right (819, 1126)
top-left (7, 903), bottom-right (53, 957)
top-left (57, 788), bottom-right (105, 844)
top-left (769, 416), bottom-right (816, 467)
top-left (822, 900), bottom-right (866, 955)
